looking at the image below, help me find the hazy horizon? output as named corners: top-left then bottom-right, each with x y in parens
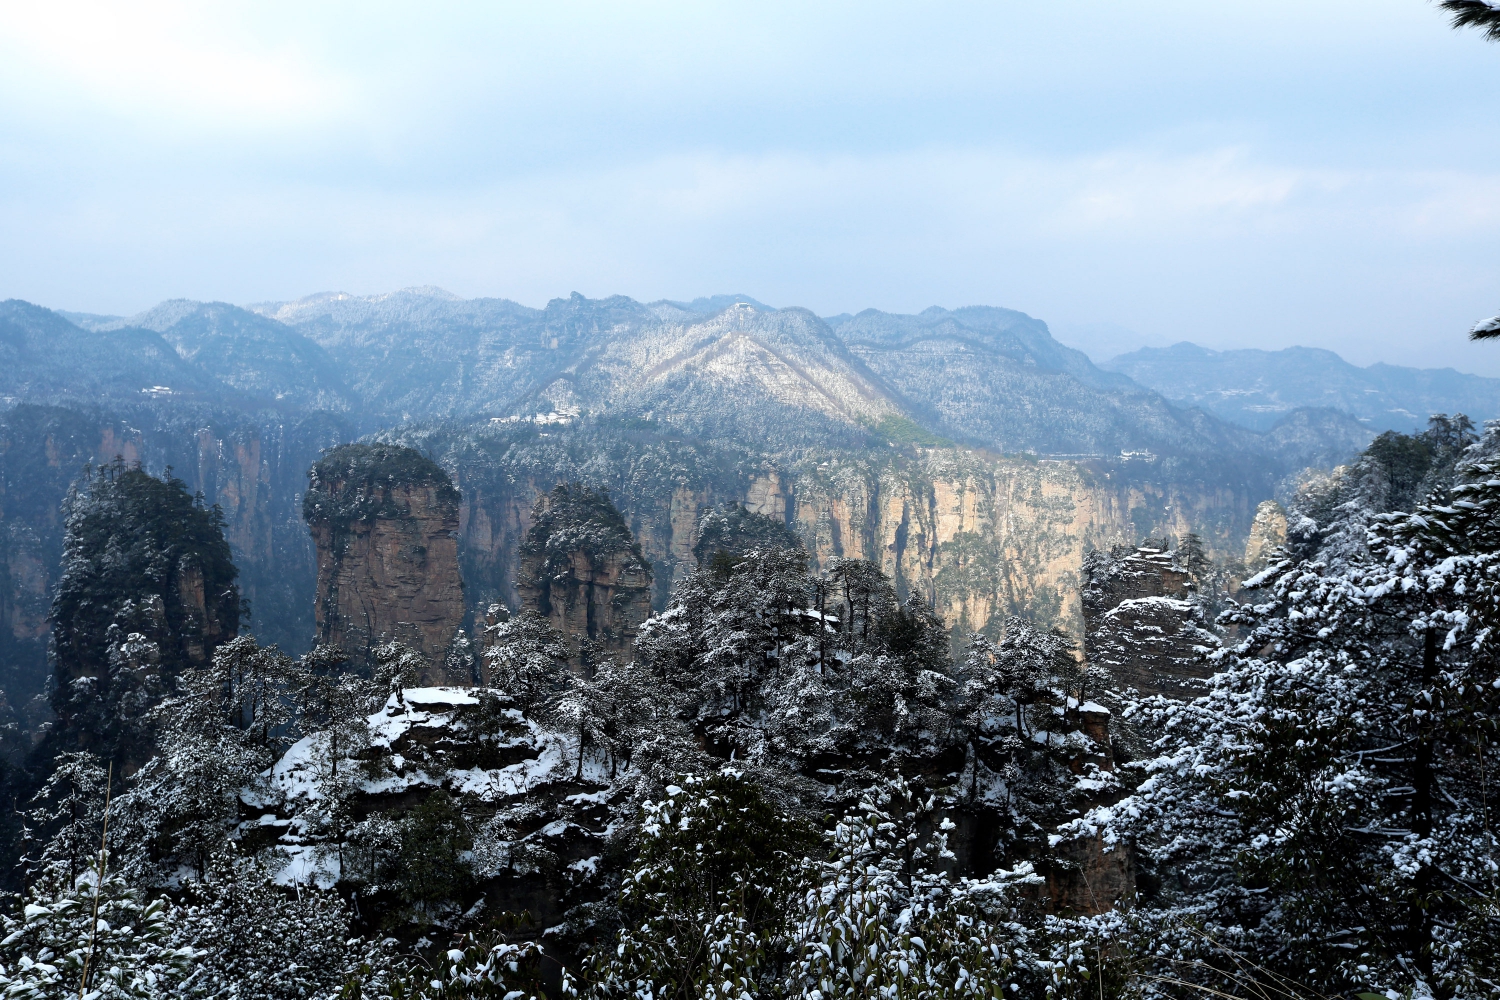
top-left (4, 3), bottom-right (1500, 374)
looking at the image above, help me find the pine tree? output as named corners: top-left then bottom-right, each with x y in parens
top-left (482, 612), bottom-right (570, 710)
top-left (586, 770), bottom-right (810, 1000)
top-left (0, 860), bottom-right (197, 999)
top-left (165, 850), bottom-right (355, 1000)
top-left (19, 752), bottom-right (109, 888)
top-left (793, 777), bottom-right (1040, 1000)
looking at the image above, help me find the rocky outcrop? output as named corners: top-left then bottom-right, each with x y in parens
top-left (1082, 543), bottom-right (1193, 619)
top-left (515, 483), bottom-right (652, 660)
top-left (0, 405), bottom-right (350, 712)
top-left (304, 444), bottom-right (467, 683)
top-left (1083, 545), bottom-right (1216, 699)
top-left (257, 686), bottom-right (617, 965)
top-left (1243, 498), bottom-right (1288, 572)
top-left (47, 461), bottom-right (242, 771)
top-left (1088, 596), bottom-right (1217, 699)
top-left (1048, 834), bottom-right (1136, 915)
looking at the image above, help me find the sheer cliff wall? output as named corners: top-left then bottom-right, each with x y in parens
top-left (436, 438), bottom-right (1259, 639)
top-left (0, 405), bottom-right (350, 737)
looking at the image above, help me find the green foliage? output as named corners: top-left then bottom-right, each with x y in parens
top-left (0, 860), bottom-right (197, 999)
top-left (304, 443), bottom-right (460, 532)
top-left (868, 413), bottom-right (953, 448)
top-left (344, 933), bottom-right (550, 1000)
top-left (395, 791), bottom-right (474, 913)
top-left (588, 770), bottom-right (813, 1000)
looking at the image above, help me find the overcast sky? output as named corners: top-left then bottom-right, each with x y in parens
top-left (2, 1), bottom-right (1499, 373)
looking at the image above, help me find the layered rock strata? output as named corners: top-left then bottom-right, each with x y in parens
top-left (304, 444), bottom-right (467, 683)
top-left (423, 425), bottom-right (1263, 641)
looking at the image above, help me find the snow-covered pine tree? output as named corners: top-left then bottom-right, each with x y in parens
top-left (1080, 416), bottom-right (1498, 996)
top-left (18, 752), bottom-right (109, 889)
top-left (585, 770), bottom-right (811, 1000)
top-left (0, 858), bottom-right (197, 999)
top-left (793, 777), bottom-right (1041, 1000)
top-left (164, 850), bottom-right (355, 1000)
top-left (482, 611), bottom-right (570, 710)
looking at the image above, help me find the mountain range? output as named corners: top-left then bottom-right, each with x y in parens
top-left (0, 284), bottom-right (1478, 702)
top-left (11, 287), bottom-right (1380, 472)
top-left (1104, 340), bottom-right (1500, 433)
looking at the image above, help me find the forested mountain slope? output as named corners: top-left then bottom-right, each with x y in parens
top-left (98, 300), bottom-right (354, 412)
top-left (1106, 339), bottom-right (1500, 432)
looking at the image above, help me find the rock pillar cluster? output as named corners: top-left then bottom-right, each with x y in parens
top-left (304, 444), bottom-right (467, 684)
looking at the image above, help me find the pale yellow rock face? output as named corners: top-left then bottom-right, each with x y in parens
top-left (458, 449), bottom-right (1257, 640)
top-left (775, 451), bottom-right (1249, 637)
top-left (1244, 499), bottom-right (1289, 572)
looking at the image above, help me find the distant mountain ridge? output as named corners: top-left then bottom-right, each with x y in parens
top-left (1104, 341), bottom-right (1500, 433)
top-left (3, 288), bottom-right (1379, 474)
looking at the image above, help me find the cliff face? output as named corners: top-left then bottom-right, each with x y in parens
top-left (404, 424), bottom-right (1264, 642)
top-left (304, 445), bottom-right (467, 683)
top-left (514, 482), bottom-right (652, 658)
top-left (1243, 498), bottom-right (1289, 572)
top-left (47, 462), bottom-right (241, 771)
top-left (0, 406), bottom-right (348, 759)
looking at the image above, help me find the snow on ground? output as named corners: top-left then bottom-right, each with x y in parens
top-left (401, 686), bottom-right (480, 706)
top-left (270, 734), bottom-right (326, 802)
top-left (274, 844), bottom-right (340, 890)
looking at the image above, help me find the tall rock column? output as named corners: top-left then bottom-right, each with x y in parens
top-left (1082, 543), bottom-right (1216, 700)
top-left (48, 460), bottom-right (241, 771)
top-left (516, 482), bottom-right (652, 661)
top-left (304, 444), bottom-right (467, 684)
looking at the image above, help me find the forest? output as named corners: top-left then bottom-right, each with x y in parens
top-left (0, 411), bottom-right (1489, 1000)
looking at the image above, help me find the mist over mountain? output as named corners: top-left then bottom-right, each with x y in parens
top-left (1106, 340), bottom-right (1500, 433)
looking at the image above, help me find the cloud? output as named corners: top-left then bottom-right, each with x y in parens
top-left (0, 0), bottom-right (351, 130)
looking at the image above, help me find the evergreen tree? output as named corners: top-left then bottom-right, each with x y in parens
top-left (587, 770), bottom-right (811, 1000)
top-left (18, 752), bottom-right (109, 889)
top-left (0, 860), bottom-right (197, 999)
top-left (482, 612), bottom-right (570, 710)
top-left (166, 850), bottom-right (354, 1000)
top-left (1443, 1), bottom-right (1500, 45)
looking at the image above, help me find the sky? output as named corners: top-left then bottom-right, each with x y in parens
top-left (2, 2), bottom-right (1500, 374)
